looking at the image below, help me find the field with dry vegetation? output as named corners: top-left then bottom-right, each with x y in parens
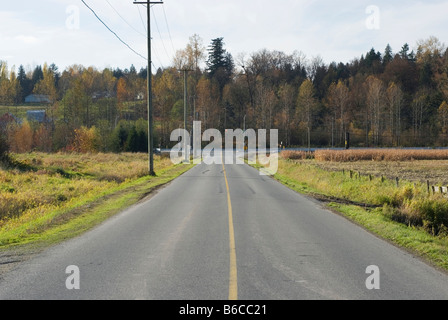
top-left (278, 149), bottom-right (448, 237)
top-left (0, 152), bottom-right (186, 247)
top-left (281, 149), bottom-right (448, 185)
top-left (314, 149), bottom-right (448, 162)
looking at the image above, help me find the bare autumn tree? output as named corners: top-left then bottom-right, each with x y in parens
top-left (365, 76), bottom-right (385, 146)
top-left (416, 36), bottom-right (445, 66)
top-left (0, 62), bottom-right (19, 105)
top-left (173, 49), bottom-right (193, 71)
top-left (254, 78), bottom-right (277, 130)
top-left (196, 77), bottom-right (220, 130)
top-left (173, 35), bottom-right (206, 71)
top-left (33, 63), bottom-right (57, 102)
top-left (33, 124), bottom-right (53, 152)
top-left (386, 82), bottom-right (404, 145)
top-left (59, 79), bottom-right (90, 129)
top-left (184, 34), bottom-right (206, 122)
top-left (307, 56), bottom-right (325, 83)
top-left (222, 76), bottom-right (249, 130)
top-left (116, 78), bottom-right (128, 105)
top-left (186, 34), bottom-right (206, 74)
top-left (326, 80), bottom-right (350, 145)
top-left (438, 101), bottom-right (448, 138)
top-left (278, 83), bottom-right (296, 147)
top-left (172, 35), bottom-right (206, 130)
top-left (153, 69), bottom-right (177, 147)
top-left (10, 121), bottom-right (33, 153)
top-left (348, 74), bottom-right (368, 145)
top-left (411, 89), bottom-right (429, 141)
top-left (296, 79), bottom-right (318, 148)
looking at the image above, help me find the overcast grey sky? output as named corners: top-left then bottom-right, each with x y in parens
top-left (1, 0), bottom-right (447, 73)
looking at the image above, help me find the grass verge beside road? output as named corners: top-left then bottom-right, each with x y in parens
top-left (252, 157), bottom-right (448, 272)
top-left (0, 152), bottom-right (194, 250)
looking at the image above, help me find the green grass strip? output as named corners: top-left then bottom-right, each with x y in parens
top-left (330, 204), bottom-right (448, 271)
top-left (0, 163), bottom-right (194, 250)
top-left (250, 159), bottom-right (448, 272)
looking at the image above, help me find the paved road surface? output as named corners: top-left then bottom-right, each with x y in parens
top-left (1, 160), bottom-right (448, 300)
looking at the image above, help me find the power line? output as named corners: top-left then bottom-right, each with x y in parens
top-left (80, 0), bottom-right (147, 61)
top-left (136, 4), bottom-right (147, 33)
top-left (105, 0), bottom-right (146, 38)
top-left (135, 3), bottom-right (172, 67)
top-left (137, 3), bottom-right (165, 70)
top-left (152, 7), bottom-right (172, 61)
top-left (151, 43), bottom-right (165, 70)
top-left (162, 5), bottom-right (176, 53)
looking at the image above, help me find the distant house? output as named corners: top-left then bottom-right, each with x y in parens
top-left (24, 94), bottom-right (52, 104)
top-left (27, 110), bottom-right (47, 123)
top-left (136, 92), bottom-right (145, 100)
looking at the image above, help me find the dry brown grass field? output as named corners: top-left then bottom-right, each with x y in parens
top-left (314, 149), bottom-right (448, 162)
top-left (277, 149), bottom-right (448, 238)
top-left (0, 152), bottom-right (173, 226)
top-left (281, 149), bottom-right (448, 185)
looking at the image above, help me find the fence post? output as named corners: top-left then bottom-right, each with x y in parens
top-left (396, 177), bottom-right (399, 187)
top-left (427, 180), bottom-right (430, 195)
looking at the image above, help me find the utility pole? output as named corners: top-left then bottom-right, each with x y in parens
top-left (133, 0), bottom-right (163, 176)
top-left (242, 65), bottom-right (254, 110)
top-left (181, 69), bottom-right (192, 162)
top-left (183, 69), bottom-right (188, 162)
top-left (189, 94), bottom-right (196, 152)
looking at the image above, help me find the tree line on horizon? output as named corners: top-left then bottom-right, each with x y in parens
top-left (1, 34), bottom-right (448, 155)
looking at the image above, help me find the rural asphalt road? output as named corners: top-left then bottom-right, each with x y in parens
top-left (1, 158), bottom-right (448, 300)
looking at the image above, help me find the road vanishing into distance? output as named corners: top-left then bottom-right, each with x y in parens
top-left (1, 159), bottom-right (448, 300)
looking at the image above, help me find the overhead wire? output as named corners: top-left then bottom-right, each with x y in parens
top-left (136, 3), bottom-right (147, 33)
top-left (152, 7), bottom-right (172, 62)
top-left (136, 3), bottom-right (165, 71)
top-left (162, 5), bottom-right (176, 53)
top-left (81, 0), bottom-right (169, 71)
top-left (152, 43), bottom-right (166, 71)
top-left (140, 3), bottom-right (174, 67)
top-left (105, 0), bottom-right (146, 38)
top-left (80, 0), bottom-right (147, 61)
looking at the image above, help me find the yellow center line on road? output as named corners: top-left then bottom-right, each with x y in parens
top-left (222, 161), bottom-right (238, 300)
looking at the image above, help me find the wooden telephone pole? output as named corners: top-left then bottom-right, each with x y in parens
top-left (133, 0), bottom-right (163, 176)
top-left (181, 68), bottom-right (192, 162)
